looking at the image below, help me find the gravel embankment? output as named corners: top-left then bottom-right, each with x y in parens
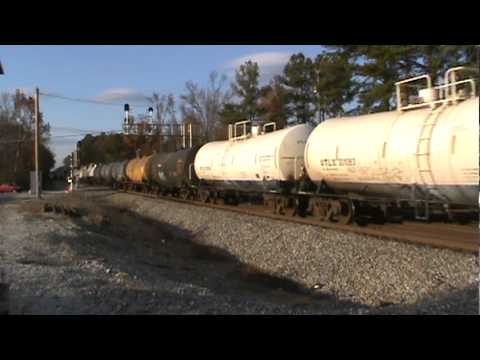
top-left (0, 195), bottom-right (359, 314)
top-left (103, 190), bottom-right (479, 314)
top-left (0, 189), bottom-right (478, 314)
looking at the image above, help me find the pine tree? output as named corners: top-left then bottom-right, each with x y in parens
top-left (231, 60), bottom-right (261, 122)
top-left (314, 52), bottom-right (354, 121)
top-left (281, 53), bottom-right (316, 124)
top-left (257, 75), bottom-right (289, 129)
top-left (326, 45), bottom-right (478, 114)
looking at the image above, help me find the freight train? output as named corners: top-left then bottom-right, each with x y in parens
top-left (78, 67), bottom-right (479, 224)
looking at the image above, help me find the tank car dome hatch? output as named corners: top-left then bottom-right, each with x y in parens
top-left (251, 125), bottom-right (260, 137)
top-left (418, 88), bottom-right (437, 103)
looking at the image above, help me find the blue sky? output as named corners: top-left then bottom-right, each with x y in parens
top-left (0, 45), bottom-right (323, 167)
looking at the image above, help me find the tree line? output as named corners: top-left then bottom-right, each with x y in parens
top-left (75, 45), bottom-right (478, 167)
top-left (0, 91), bottom-right (55, 188)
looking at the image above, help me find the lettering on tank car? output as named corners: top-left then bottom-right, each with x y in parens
top-left (258, 155), bottom-right (274, 161)
top-left (329, 174), bottom-right (350, 180)
top-left (461, 168), bottom-right (479, 175)
top-left (320, 158), bottom-right (356, 167)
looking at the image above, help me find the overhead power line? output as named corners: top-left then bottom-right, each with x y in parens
top-left (0, 130), bottom-right (122, 144)
top-left (50, 126), bottom-right (121, 134)
top-left (40, 91), bottom-right (152, 107)
top-left (50, 131), bottom-right (121, 138)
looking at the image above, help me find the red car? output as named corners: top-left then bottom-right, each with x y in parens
top-left (0, 184), bottom-right (16, 193)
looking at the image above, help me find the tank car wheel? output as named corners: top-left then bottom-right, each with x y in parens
top-left (211, 192), bottom-right (222, 205)
top-left (283, 198), bottom-right (297, 217)
top-left (200, 191), bottom-right (210, 203)
top-left (263, 198), bottom-right (276, 213)
top-left (272, 198), bottom-right (280, 214)
top-left (312, 199), bottom-right (329, 222)
top-left (296, 197), bottom-right (309, 217)
top-left (328, 200), bottom-right (353, 225)
top-left (274, 198), bottom-right (289, 215)
top-left (284, 206), bottom-right (296, 217)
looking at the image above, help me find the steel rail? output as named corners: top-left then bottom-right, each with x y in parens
top-left (114, 188), bottom-right (478, 254)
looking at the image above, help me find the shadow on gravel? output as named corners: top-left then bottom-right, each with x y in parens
top-left (371, 285), bottom-right (479, 315)
top-left (10, 277), bottom-right (246, 315)
top-left (16, 195), bottom-right (365, 313)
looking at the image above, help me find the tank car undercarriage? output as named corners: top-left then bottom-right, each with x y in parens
top-left (100, 178), bottom-right (477, 226)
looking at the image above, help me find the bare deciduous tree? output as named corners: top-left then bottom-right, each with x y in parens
top-left (0, 91), bottom-right (54, 188)
top-left (180, 71), bottom-right (232, 141)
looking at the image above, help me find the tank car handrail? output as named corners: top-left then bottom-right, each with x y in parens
top-left (435, 79), bottom-right (476, 102)
top-left (231, 120), bottom-right (251, 141)
top-left (263, 122), bottom-right (276, 133)
top-left (396, 74), bottom-right (433, 112)
top-left (444, 67), bottom-right (460, 100)
top-left (396, 68), bottom-right (476, 111)
top-left (444, 66), bottom-right (468, 91)
top-left (395, 74), bottom-right (433, 87)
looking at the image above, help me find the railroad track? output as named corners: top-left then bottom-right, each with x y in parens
top-left (116, 188), bottom-right (479, 254)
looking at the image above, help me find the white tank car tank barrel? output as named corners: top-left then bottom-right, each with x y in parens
top-left (305, 96), bottom-right (479, 206)
top-left (194, 123), bottom-right (313, 192)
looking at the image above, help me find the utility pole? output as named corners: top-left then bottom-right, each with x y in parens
top-left (34, 87), bottom-right (40, 199)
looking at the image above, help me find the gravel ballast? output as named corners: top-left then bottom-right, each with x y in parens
top-left (109, 192), bottom-right (479, 312)
top-left (1, 189), bottom-right (478, 314)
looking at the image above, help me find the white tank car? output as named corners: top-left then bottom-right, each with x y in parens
top-left (194, 122), bottom-right (313, 192)
top-left (79, 166), bottom-right (88, 179)
top-left (87, 164), bottom-right (97, 178)
top-left (305, 70), bottom-right (478, 207)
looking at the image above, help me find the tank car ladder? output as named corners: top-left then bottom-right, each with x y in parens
top-left (413, 104), bottom-right (446, 220)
